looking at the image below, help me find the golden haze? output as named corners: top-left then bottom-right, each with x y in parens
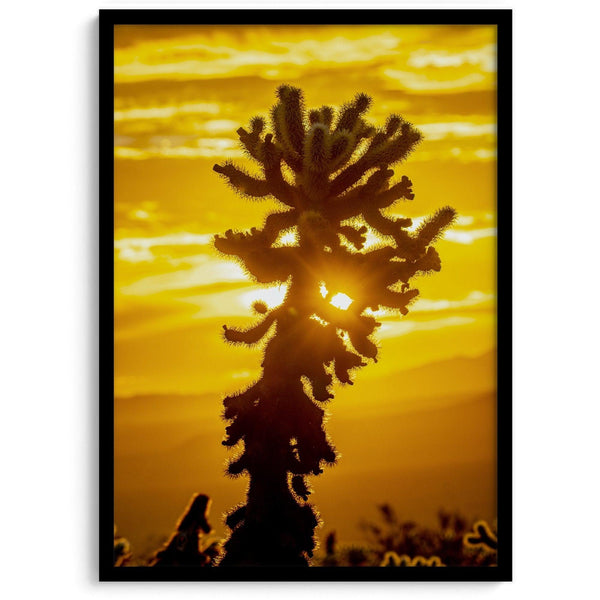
top-left (113, 24), bottom-right (497, 556)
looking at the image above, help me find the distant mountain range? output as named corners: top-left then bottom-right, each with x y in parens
top-left (115, 349), bottom-right (496, 405)
top-left (113, 350), bottom-right (497, 557)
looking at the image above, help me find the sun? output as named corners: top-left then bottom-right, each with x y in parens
top-left (319, 283), bottom-right (353, 310)
top-left (330, 292), bottom-right (353, 310)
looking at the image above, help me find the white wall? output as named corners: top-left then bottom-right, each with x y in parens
top-left (1, 0), bottom-right (598, 597)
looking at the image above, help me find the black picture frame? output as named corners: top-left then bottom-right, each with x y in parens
top-left (100, 8), bottom-right (512, 582)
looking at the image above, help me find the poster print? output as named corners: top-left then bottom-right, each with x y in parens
top-left (100, 9), bottom-right (512, 581)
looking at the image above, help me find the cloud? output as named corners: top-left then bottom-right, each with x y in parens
top-left (116, 245), bottom-right (154, 263)
top-left (119, 260), bottom-right (247, 297)
top-left (115, 140), bottom-right (496, 163)
top-left (269, 33), bottom-right (401, 67)
top-left (115, 232), bottom-right (220, 265)
top-left (443, 227), bottom-right (497, 244)
top-left (114, 102), bottom-right (221, 122)
top-left (365, 291), bottom-right (494, 321)
top-left (417, 121), bottom-right (496, 141)
top-left (116, 232), bottom-right (213, 251)
top-left (382, 69), bottom-right (489, 92)
top-left (114, 138), bottom-right (243, 160)
top-left (411, 290), bottom-right (494, 313)
top-left (376, 315), bottom-right (476, 340)
top-left (113, 24), bottom-right (497, 162)
top-left (114, 33), bottom-right (402, 83)
top-left (114, 113), bottom-right (496, 163)
top-left (407, 44), bottom-right (496, 72)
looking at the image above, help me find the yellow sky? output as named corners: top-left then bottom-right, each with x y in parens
top-left (113, 24), bottom-right (498, 552)
top-left (114, 24), bottom-right (497, 398)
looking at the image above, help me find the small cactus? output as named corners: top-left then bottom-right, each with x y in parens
top-left (113, 525), bottom-right (132, 567)
top-left (150, 493), bottom-right (215, 567)
top-left (464, 520), bottom-right (498, 552)
top-left (361, 507), bottom-right (497, 567)
top-left (381, 551), bottom-right (445, 567)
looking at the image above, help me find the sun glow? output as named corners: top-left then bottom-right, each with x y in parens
top-left (112, 24), bottom-right (499, 556)
top-left (277, 230), bottom-right (298, 246)
top-left (241, 286), bottom-right (288, 310)
top-left (330, 292), bottom-right (353, 310)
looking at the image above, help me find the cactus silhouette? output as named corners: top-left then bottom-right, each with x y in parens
top-left (464, 520), bottom-right (498, 552)
top-left (381, 551), bottom-right (445, 567)
top-left (113, 524), bottom-right (132, 567)
top-left (213, 85), bottom-right (456, 566)
top-left (150, 493), bottom-right (215, 567)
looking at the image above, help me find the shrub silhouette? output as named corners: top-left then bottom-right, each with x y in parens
top-left (113, 524), bottom-right (132, 567)
top-left (213, 85), bottom-right (456, 566)
top-left (358, 505), bottom-right (497, 567)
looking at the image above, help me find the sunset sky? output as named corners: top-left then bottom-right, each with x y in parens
top-left (113, 24), bottom-right (498, 556)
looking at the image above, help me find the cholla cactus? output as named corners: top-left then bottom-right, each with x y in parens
top-left (150, 493), bottom-right (214, 567)
top-left (213, 86), bottom-right (456, 566)
top-left (464, 520), bottom-right (498, 552)
top-left (113, 524), bottom-right (132, 567)
top-left (381, 551), bottom-right (445, 567)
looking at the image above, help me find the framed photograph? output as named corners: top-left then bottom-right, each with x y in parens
top-left (100, 9), bottom-right (512, 581)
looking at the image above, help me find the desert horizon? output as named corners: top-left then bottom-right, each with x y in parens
top-left (115, 350), bottom-right (496, 558)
